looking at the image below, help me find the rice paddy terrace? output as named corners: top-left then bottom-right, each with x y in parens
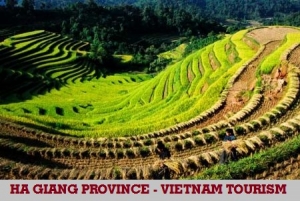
top-left (1, 26), bottom-right (300, 179)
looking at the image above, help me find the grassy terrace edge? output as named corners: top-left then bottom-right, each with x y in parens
top-left (186, 134), bottom-right (300, 180)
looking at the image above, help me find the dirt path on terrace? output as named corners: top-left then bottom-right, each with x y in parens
top-left (247, 27), bottom-right (300, 44)
top-left (175, 27), bottom-right (300, 132)
top-left (288, 45), bottom-right (300, 66)
top-left (184, 40), bottom-right (282, 131)
top-left (187, 63), bottom-right (195, 83)
top-left (209, 52), bottom-right (219, 70)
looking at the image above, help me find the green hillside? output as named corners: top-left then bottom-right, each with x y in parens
top-left (2, 26), bottom-right (300, 180)
top-left (0, 28), bottom-right (257, 137)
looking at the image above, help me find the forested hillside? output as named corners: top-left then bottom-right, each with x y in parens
top-left (20, 0), bottom-right (300, 20)
top-left (0, 0), bottom-right (225, 74)
top-left (2, 0), bottom-right (300, 76)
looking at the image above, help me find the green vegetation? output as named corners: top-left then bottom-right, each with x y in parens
top-left (189, 135), bottom-right (300, 180)
top-left (1, 26), bottom-right (299, 139)
top-left (0, 27), bottom-right (262, 137)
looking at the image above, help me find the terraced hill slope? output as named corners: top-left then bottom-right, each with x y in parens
top-left (1, 26), bottom-right (300, 179)
top-left (0, 28), bottom-right (263, 137)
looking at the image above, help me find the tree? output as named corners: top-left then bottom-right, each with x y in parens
top-left (40, 2), bottom-right (46, 10)
top-left (89, 32), bottom-right (108, 63)
top-left (70, 22), bottom-right (80, 38)
top-left (5, 0), bottom-right (16, 10)
top-left (86, 0), bottom-right (97, 11)
top-left (21, 0), bottom-right (35, 12)
top-left (61, 20), bottom-right (68, 36)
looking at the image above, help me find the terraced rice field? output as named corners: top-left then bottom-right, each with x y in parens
top-left (1, 26), bottom-right (300, 179)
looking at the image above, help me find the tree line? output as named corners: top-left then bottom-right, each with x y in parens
top-left (1, 0), bottom-right (300, 74)
top-left (23, 0), bottom-right (300, 20)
